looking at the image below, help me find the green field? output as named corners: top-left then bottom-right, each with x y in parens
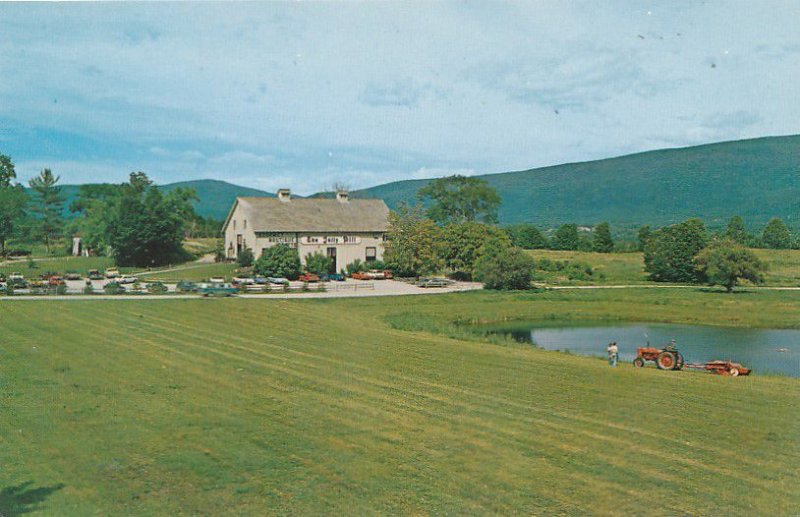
top-left (1, 289), bottom-right (798, 515)
top-left (137, 262), bottom-right (241, 282)
top-left (0, 256), bottom-right (126, 278)
top-left (527, 249), bottom-right (800, 287)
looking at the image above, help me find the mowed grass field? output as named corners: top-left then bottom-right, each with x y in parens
top-left (1, 289), bottom-right (799, 515)
top-left (527, 249), bottom-right (800, 286)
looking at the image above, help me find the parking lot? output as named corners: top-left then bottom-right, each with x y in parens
top-left (1, 277), bottom-right (482, 299)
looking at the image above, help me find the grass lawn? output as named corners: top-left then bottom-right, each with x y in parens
top-left (1, 289), bottom-right (798, 515)
top-left (137, 262), bottom-right (241, 282)
top-left (0, 256), bottom-right (129, 278)
top-left (527, 249), bottom-right (800, 287)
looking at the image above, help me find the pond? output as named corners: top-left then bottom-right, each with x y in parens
top-left (482, 322), bottom-right (800, 377)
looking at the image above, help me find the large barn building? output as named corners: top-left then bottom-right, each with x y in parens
top-left (222, 189), bottom-right (390, 272)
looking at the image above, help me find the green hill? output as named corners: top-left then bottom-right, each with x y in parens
top-left (49, 180), bottom-right (272, 221)
top-left (352, 135), bottom-right (800, 232)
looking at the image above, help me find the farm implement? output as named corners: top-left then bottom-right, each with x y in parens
top-left (632, 345), bottom-right (751, 376)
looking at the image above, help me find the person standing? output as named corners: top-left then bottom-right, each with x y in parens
top-left (607, 342), bottom-right (619, 367)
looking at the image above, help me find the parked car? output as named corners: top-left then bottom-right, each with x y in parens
top-left (8, 272), bottom-right (24, 281)
top-left (350, 271), bottom-right (371, 280)
top-left (48, 276), bottom-right (65, 287)
top-left (176, 280), bottom-right (198, 293)
top-left (232, 276), bottom-right (256, 286)
top-left (208, 276), bottom-right (226, 283)
top-left (298, 273), bottom-right (320, 283)
top-left (267, 277), bottom-right (290, 286)
top-left (118, 275), bottom-right (138, 284)
top-left (105, 268), bottom-right (120, 279)
top-left (321, 273), bottom-right (345, 282)
top-left (87, 269), bottom-right (104, 280)
top-left (253, 276), bottom-right (269, 285)
top-left (64, 272), bottom-right (82, 280)
top-left (198, 283), bottom-right (237, 297)
top-left (415, 278), bottom-right (451, 288)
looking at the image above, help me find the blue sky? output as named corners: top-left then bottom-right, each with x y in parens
top-left (1, 1), bottom-right (798, 194)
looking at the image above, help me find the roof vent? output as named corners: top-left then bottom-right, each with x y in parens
top-left (277, 188), bottom-right (291, 202)
top-left (336, 190), bottom-right (349, 203)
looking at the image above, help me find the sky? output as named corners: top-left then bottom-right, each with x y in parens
top-left (1, 1), bottom-right (799, 194)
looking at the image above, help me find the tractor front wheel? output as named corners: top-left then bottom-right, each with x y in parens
top-left (656, 351), bottom-right (676, 370)
top-left (729, 368), bottom-right (740, 377)
top-left (633, 356), bottom-right (645, 367)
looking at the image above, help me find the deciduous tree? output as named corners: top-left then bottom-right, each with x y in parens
top-left (0, 153), bottom-right (27, 256)
top-left (383, 205), bottom-right (443, 277)
top-left (592, 222), bottom-right (614, 253)
top-left (644, 218), bottom-right (707, 283)
top-left (695, 239), bottom-right (765, 292)
top-left (416, 175), bottom-right (501, 225)
top-left (724, 215), bottom-right (748, 244)
top-left (440, 221), bottom-right (510, 279)
top-left (762, 217), bottom-right (792, 249)
top-left (473, 236), bottom-right (536, 290)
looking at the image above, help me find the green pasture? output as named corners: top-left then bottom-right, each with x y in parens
top-left (528, 249), bottom-right (800, 287)
top-left (1, 289), bottom-right (798, 515)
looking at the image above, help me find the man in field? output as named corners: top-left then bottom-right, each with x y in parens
top-left (607, 342), bottom-right (619, 367)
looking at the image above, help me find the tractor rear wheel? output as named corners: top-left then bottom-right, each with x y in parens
top-left (633, 356), bottom-right (645, 367)
top-left (656, 351), bottom-right (676, 370)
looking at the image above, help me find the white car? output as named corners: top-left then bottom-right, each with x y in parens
top-left (209, 277), bottom-right (226, 284)
top-left (8, 272), bottom-right (24, 281)
top-left (233, 276), bottom-right (256, 285)
top-left (105, 268), bottom-right (120, 279)
top-left (118, 275), bottom-right (138, 284)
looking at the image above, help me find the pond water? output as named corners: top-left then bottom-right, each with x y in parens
top-left (482, 323), bottom-right (800, 377)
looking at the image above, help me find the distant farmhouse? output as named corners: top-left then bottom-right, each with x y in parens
top-left (222, 189), bottom-right (390, 271)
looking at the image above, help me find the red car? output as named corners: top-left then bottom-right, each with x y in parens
top-left (298, 273), bottom-right (320, 283)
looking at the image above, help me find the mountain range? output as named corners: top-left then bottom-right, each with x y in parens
top-left (42, 135), bottom-right (799, 231)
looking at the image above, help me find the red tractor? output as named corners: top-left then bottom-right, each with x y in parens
top-left (633, 345), bottom-right (685, 370)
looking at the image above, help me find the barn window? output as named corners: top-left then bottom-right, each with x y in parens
top-left (366, 247), bottom-right (377, 262)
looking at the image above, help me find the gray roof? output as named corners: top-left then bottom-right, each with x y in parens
top-left (227, 197), bottom-right (390, 232)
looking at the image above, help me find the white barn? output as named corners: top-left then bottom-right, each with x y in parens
top-left (222, 189), bottom-right (390, 272)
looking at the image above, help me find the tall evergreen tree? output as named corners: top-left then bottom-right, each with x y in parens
top-left (762, 217), bottom-right (792, 249)
top-left (724, 215), bottom-right (748, 244)
top-left (592, 222), bottom-right (614, 253)
top-left (28, 168), bottom-right (65, 254)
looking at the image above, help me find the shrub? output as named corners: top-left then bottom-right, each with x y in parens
top-left (56, 283), bottom-right (67, 295)
top-left (305, 252), bottom-right (334, 275)
top-left (237, 247), bottom-right (254, 267)
top-left (253, 244), bottom-right (301, 280)
top-left (473, 237), bottom-right (536, 290)
top-left (346, 259), bottom-right (367, 275)
top-left (83, 281), bottom-right (94, 295)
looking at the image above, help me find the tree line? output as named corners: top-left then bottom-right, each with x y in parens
top-left (0, 152), bottom-right (217, 266)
